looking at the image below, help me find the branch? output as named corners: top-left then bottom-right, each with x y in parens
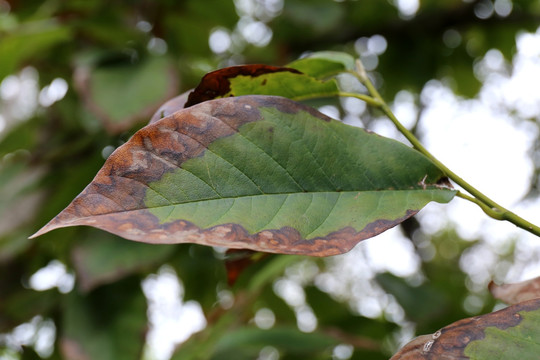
top-left (349, 60), bottom-right (540, 238)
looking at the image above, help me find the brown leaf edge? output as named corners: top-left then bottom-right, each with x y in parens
top-left (29, 95), bottom-right (422, 257)
top-left (391, 298), bottom-right (540, 359)
top-left (184, 64), bottom-right (302, 107)
top-left (489, 276), bottom-right (540, 305)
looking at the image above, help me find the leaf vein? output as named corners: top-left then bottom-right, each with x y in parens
top-left (305, 193), bottom-right (340, 237)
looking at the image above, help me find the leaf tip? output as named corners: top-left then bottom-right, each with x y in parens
top-left (29, 214), bottom-right (74, 239)
top-left (28, 221), bottom-right (57, 239)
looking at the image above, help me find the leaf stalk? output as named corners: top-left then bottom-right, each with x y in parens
top-left (348, 60), bottom-right (540, 237)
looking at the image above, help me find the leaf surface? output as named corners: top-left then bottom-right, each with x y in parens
top-left (287, 51), bottom-right (355, 78)
top-left (391, 298), bottom-right (540, 360)
top-left (31, 95), bottom-right (454, 256)
top-left (184, 60), bottom-right (345, 108)
top-left (160, 52), bottom-right (354, 120)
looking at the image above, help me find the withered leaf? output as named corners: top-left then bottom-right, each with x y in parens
top-left (31, 95), bottom-right (454, 256)
top-left (391, 298), bottom-right (540, 359)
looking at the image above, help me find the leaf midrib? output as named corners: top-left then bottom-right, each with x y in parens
top-left (91, 187), bottom-right (449, 216)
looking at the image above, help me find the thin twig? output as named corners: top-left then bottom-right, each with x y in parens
top-left (348, 60), bottom-right (540, 237)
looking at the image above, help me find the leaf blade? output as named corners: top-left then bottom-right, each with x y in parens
top-left (392, 298), bottom-right (540, 360)
top-left (31, 95), bottom-right (455, 256)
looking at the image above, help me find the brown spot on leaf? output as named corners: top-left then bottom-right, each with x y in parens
top-left (391, 298), bottom-right (540, 359)
top-left (184, 65), bottom-right (302, 107)
top-left (29, 96), bottom-right (338, 250)
top-left (33, 202), bottom-right (418, 256)
top-left (30, 94), bottom-right (449, 257)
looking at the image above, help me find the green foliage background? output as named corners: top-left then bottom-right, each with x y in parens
top-left (1, 0), bottom-right (539, 359)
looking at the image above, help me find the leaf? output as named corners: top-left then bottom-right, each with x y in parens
top-left (60, 278), bottom-right (147, 360)
top-left (376, 272), bottom-right (451, 326)
top-left (0, 158), bottom-right (46, 239)
top-left (212, 326), bottom-right (338, 358)
top-left (489, 276), bottom-right (540, 305)
top-left (184, 64), bottom-right (341, 107)
top-left (71, 231), bottom-right (174, 292)
top-left (392, 298), bottom-right (540, 359)
top-left (168, 245), bottom-right (226, 309)
top-left (163, 52), bottom-right (353, 115)
top-left (287, 51), bottom-right (355, 78)
top-left (74, 55), bottom-right (179, 133)
top-left (0, 19), bottom-right (72, 81)
top-left (31, 95), bottom-right (455, 256)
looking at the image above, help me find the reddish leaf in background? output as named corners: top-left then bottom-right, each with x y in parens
top-left (224, 250), bottom-right (268, 286)
top-left (184, 65), bottom-right (302, 107)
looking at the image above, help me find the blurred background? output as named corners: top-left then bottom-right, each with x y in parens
top-left (1, 0), bottom-right (540, 359)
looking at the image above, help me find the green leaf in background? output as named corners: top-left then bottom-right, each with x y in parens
top-left (376, 272), bottom-right (450, 325)
top-left (32, 95), bottom-right (455, 256)
top-left (61, 278), bottom-right (147, 360)
top-left (392, 298), bottom-right (540, 360)
top-left (211, 326), bottom-right (338, 359)
top-left (0, 18), bottom-right (72, 82)
top-left (169, 245), bottom-right (226, 310)
top-left (0, 156), bottom-right (46, 240)
top-left (74, 55), bottom-right (179, 133)
top-left (71, 230), bottom-right (174, 292)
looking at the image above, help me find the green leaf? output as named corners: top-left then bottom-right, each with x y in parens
top-left (75, 55), bottom-right (179, 133)
top-left (150, 52), bottom-right (354, 122)
top-left (392, 298), bottom-right (540, 360)
top-left (169, 245), bottom-right (226, 309)
top-left (287, 51), bottom-right (355, 78)
top-left (212, 326), bottom-right (338, 358)
top-left (376, 272), bottom-right (450, 325)
top-left (184, 64), bottom-right (341, 107)
top-left (0, 19), bottom-right (71, 81)
top-left (71, 230), bottom-right (174, 292)
top-left (61, 278), bottom-right (147, 360)
top-left (32, 95), bottom-right (455, 256)
top-left (305, 285), bottom-right (395, 341)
